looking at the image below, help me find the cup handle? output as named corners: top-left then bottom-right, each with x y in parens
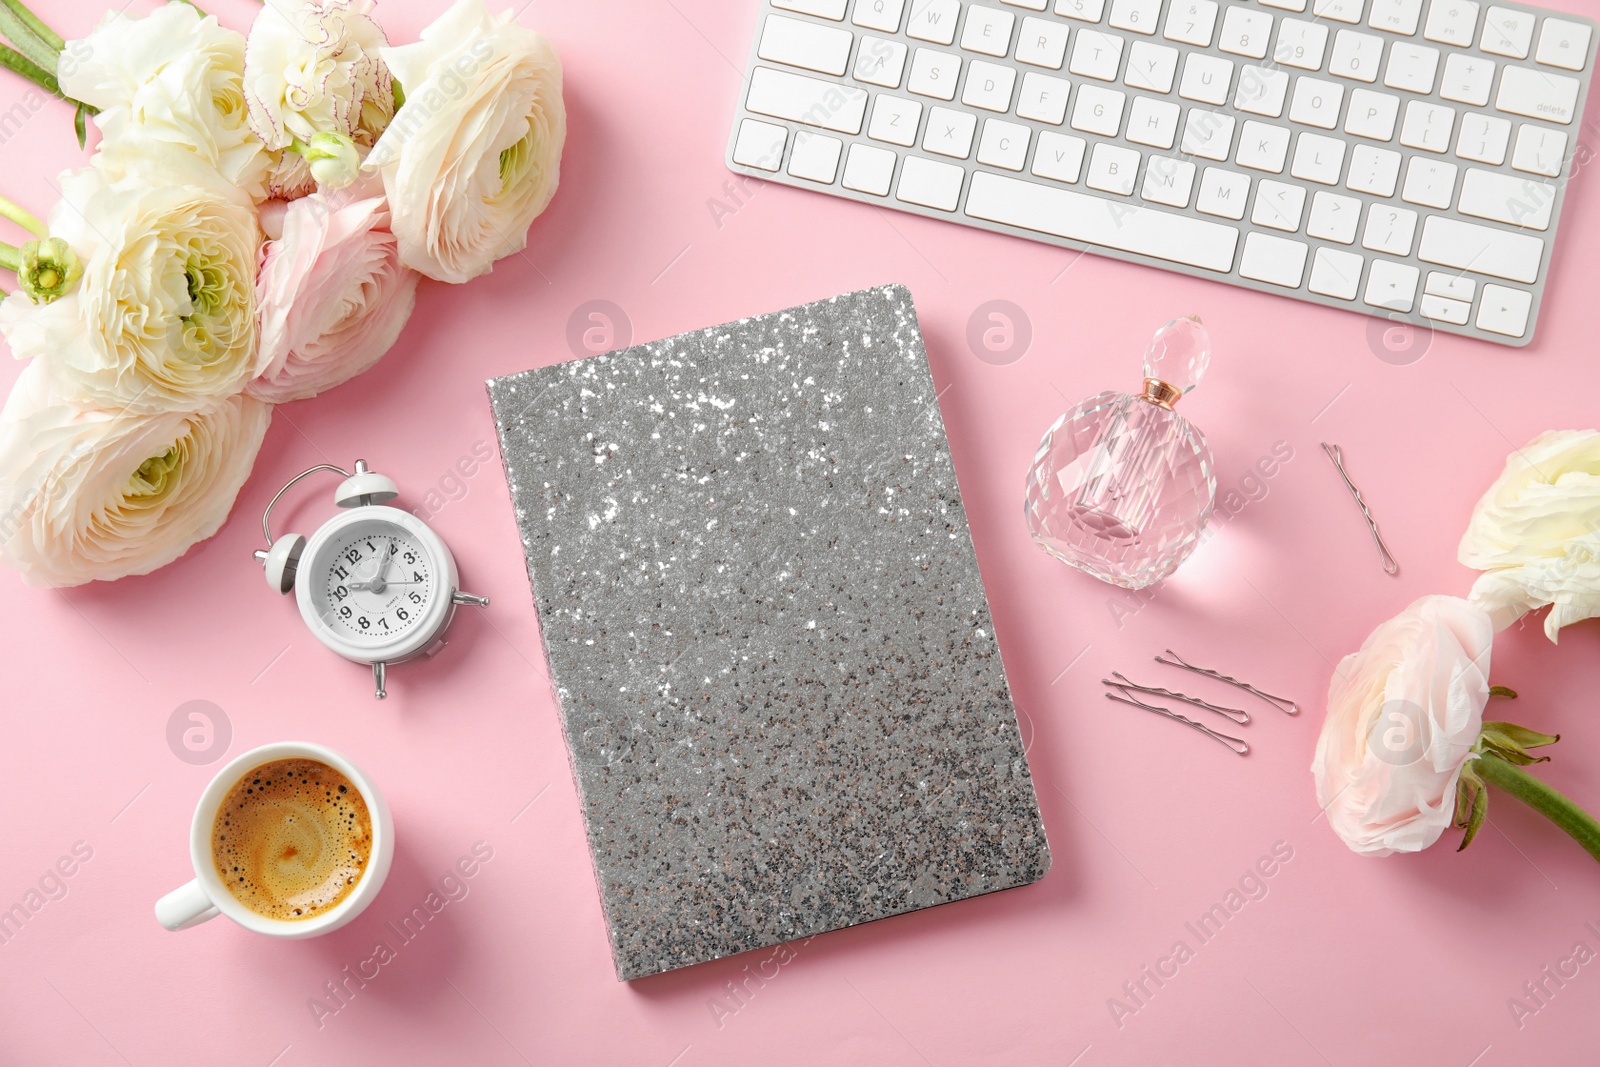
top-left (155, 879), bottom-right (220, 931)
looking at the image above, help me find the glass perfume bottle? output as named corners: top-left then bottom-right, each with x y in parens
top-left (1024, 315), bottom-right (1217, 590)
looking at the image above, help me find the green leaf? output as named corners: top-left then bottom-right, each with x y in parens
top-left (1489, 685), bottom-right (1519, 699)
top-left (1483, 721), bottom-right (1560, 749)
top-left (1457, 766), bottom-right (1489, 851)
top-left (74, 101), bottom-right (87, 149)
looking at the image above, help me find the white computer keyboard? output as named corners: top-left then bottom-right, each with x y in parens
top-left (726, 0), bottom-right (1596, 346)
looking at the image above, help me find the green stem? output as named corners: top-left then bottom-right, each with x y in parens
top-left (0, 41), bottom-right (61, 98)
top-left (0, 195), bottom-right (45, 238)
top-left (0, 0), bottom-right (62, 54)
top-left (1475, 752), bottom-right (1600, 865)
top-left (0, 241), bottom-right (19, 273)
top-left (0, 4), bottom-right (58, 75)
top-left (179, 0), bottom-right (211, 15)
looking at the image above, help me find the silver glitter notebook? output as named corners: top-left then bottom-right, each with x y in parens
top-left (488, 285), bottom-right (1050, 980)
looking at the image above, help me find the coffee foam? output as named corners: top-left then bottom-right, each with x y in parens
top-left (211, 758), bottom-right (371, 922)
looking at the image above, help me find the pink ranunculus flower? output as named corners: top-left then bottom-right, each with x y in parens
top-left (247, 181), bottom-right (419, 404)
top-left (1311, 595), bottom-right (1494, 857)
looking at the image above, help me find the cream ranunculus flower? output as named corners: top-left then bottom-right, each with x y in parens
top-left (249, 181), bottom-right (420, 404)
top-left (1460, 430), bottom-right (1600, 642)
top-left (1311, 595), bottom-right (1494, 857)
top-left (0, 362), bottom-right (272, 587)
top-left (58, 1), bottom-right (269, 200)
top-left (0, 146), bottom-right (263, 415)
top-left (244, 0), bottom-right (395, 199)
top-left (365, 0), bottom-right (566, 283)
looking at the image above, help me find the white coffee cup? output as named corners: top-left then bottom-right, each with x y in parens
top-left (155, 741), bottom-right (394, 938)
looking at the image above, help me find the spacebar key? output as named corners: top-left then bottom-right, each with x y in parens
top-left (964, 172), bottom-right (1239, 273)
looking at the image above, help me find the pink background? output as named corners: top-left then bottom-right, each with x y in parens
top-left (4, 0), bottom-right (1600, 1063)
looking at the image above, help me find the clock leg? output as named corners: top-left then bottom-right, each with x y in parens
top-left (373, 661), bottom-right (387, 701)
top-left (452, 591), bottom-right (490, 607)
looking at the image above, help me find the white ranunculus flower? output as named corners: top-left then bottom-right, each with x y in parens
top-left (0, 146), bottom-right (262, 416)
top-left (0, 362), bottom-right (272, 588)
top-left (366, 0), bottom-right (566, 283)
top-left (1312, 596), bottom-right (1494, 857)
top-left (58, 1), bottom-right (269, 200)
top-left (244, 0), bottom-right (395, 198)
top-left (1459, 430), bottom-right (1600, 642)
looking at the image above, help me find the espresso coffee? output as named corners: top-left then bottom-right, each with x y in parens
top-left (211, 758), bottom-right (372, 921)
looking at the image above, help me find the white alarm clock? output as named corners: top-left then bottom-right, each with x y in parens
top-left (253, 460), bottom-right (488, 699)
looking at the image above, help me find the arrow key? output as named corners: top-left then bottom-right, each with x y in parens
top-left (1476, 283), bottom-right (1532, 337)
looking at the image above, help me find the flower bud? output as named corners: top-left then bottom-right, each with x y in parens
top-left (18, 237), bottom-right (83, 305)
top-left (302, 132), bottom-right (360, 191)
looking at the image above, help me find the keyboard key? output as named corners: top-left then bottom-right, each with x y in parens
top-left (1512, 125), bottom-right (1567, 177)
top-left (1310, 247), bottom-right (1365, 298)
top-left (962, 60), bottom-right (1019, 110)
top-left (1537, 18), bottom-right (1592, 71)
top-left (1071, 84), bottom-right (1127, 134)
top-left (1307, 190), bottom-right (1362, 241)
top-left (1289, 77), bottom-right (1344, 128)
top-left (1368, 0), bottom-right (1423, 34)
top-left (1424, 0), bottom-right (1479, 46)
top-left (1126, 96), bottom-right (1181, 147)
top-left (908, 48), bottom-right (961, 99)
top-left (1421, 293), bottom-right (1472, 324)
top-left (1417, 215), bottom-right (1544, 282)
top-left (1240, 232), bottom-right (1309, 286)
top-left (1179, 53), bottom-right (1235, 104)
top-left (1426, 272), bottom-right (1475, 299)
top-left (1219, 7), bottom-right (1273, 58)
top-left (1141, 157), bottom-right (1198, 205)
top-left (1458, 166), bottom-right (1554, 228)
top-left (1275, 20), bottom-right (1330, 70)
top-left (869, 94), bottom-right (924, 145)
top-left (1480, 6), bottom-right (1534, 58)
top-left (1125, 41), bottom-right (1180, 91)
top-left (854, 0), bottom-right (907, 33)
top-left (1329, 30), bottom-right (1384, 81)
top-left (1345, 88), bottom-right (1399, 138)
top-left (1401, 156), bottom-right (1458, 207)
top-left (1070, 29), bottom-right (1125, 79)
top-left (1476, 283), bottom-right (1532, 336)
top-left (1362, 203), bottom-right (1418, 254)
top-left (1347, 144), bottom-right (1401, 194)
top-left (1017, 72), bottom-right (1072, 123)
top-left (1439, 53), bottom-right (1495, 104)
top-left (1032, 130), bottom-right (1088, 181)
top-left (1261, 0), bottom-right (1307, 10)
top-left (1086, 142), bottom-right (1141, 193)
top-left (761, 15), bottom-right (854, 75)
top-left (978, 118), bottom-right (1032, 169)
top-left (1197, 166), bottom-right (1250, 217)
top-left (961, 6), bottom-right (1017, 56)
top-left (842, 143), bottom-right (897, 193)
top-left (1385, 43), bottom-right (1441, 93)
top-left (732, 118), bottom-right (787, 170)
top-left (964, 171), bottom-right (1241, 270)
top-left (1003, 0), bottom-right (1049, 9)
top-left (1182, 109), bottom-right (1236, 159)
top-left (788, 130), bottom-right (844, 181)
top-left (774, 0), bottom-right (849, 19)
top-left (1291, 131), bottom-right (1347, 183)
top-left (1055, 0), bottom-right (1107, 21)
top-left (855, 36), bottom-right (910, 86)
top-left (924, 105), bottom-right (977, 156)
top-left (1496, 65), bottom-right (1579, 124)
top-left (1364, 259), bottom-right (1420, 310)
top-left (1400, 100), bottom-right (1456, 151)
top-left (1237, 120), bottom-right (1291, 171)
top-left (907, 0), bottom-right (960, 43)
top-left (1017, 16), bottom-right (1071, 67)
top-left (1313, 0), bottom-right (1366, 24)
top-left (1164, 0), bottom-right (1219, 46)
top-left (1235, 66), bottom-right (1290, 116)
top-left (1252, 179), bottom-right (1307, 230)
top-left (747, 67), bottom-right (869, 133)
top-left (1109, 0), bottom-right (1162, 35)
top-left (896, 155), bottom-right (965, 208)
top-left (1456, 112), bottom-right (1511, 162)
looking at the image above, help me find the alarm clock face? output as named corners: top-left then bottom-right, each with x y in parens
top-left (317, 521), bottom-right (434, 643)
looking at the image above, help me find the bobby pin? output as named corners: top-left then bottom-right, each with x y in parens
top-left (1102, 672), bottom-right (1250, 725)
top-left (1320, 442), bottom-right (1399, 576)
top-left (1154, 649), bottom-right (1300, 716)
top-left (1105, 691), bottom-right (1249, 757)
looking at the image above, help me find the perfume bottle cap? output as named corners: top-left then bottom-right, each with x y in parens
top-left (1140, 315), bottom-right (1210, 408)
